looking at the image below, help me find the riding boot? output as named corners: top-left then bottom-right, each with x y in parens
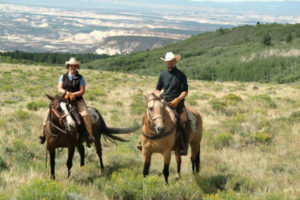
top-left (83, 116), bottom-right (95, 147)
top-left (39, 124), bottom-right (46, 144)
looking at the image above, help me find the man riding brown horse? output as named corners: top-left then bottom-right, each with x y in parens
top-left (39, 57), bottom-right (95, 146)
top-left (138, 52), bottom-right (189, 155)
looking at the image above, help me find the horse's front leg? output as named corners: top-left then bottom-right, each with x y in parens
top-left (142, 149), bottom-right (152, 177)
top-left (163, 151), bottom-right (171, 184)
top-left (49, 148), bottom-right (55, 180)
top-left (77, 143), bottom-right (85, 166)
top-left (67, 146), bottom-right (75, 178)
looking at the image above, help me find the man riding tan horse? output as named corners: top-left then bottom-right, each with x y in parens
top-left (138, 52), bottom-right (190, 155)
top-left (138, 52), bottom-right (202, 183)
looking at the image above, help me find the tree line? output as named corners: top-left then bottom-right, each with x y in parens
top-left (0, 51), bottom-right (110, 65)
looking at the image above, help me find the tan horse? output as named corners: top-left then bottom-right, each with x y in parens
top-left (140, 91), bottom-right (202, 183)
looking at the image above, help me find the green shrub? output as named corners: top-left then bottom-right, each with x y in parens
top-left (252, 132), bottom-right (272, 144)
top-left (105, 169), bottom-right (144, 200)
top-left (251, 94), bottom-right (277, 108)
top-left (285, 33), bottom-right (292, 43)
top-left (0, 157), bottom-right (8, 171)
top-left (4, 100), bottom-right (16, 104)
top-left (0, 84), bottom-right (14, 92)
top-left (26, 102), bottom-right (38, 111)
top-left (116, 101), bottom-right (123, 106)
top-left (203, 190), bottom-right (249, 200)
top-left (226, 175), bottom-right (256, 193)
top-left (289, 111), bottom-right (300, 123)
top-left (223, 114), bottom-right (247, 134)
top-left (14, 110), bottom-right (30, 120)
top-left (212, 133), bottom-right (234, 149)
top-left (210, 99), bottom-right (227, 113)
top-left (105, 169), bottom-right (204, 200)
top-left (262, 33), bottom-right (272, 46)
top-left (15, 179), bottom-right (81, 200)
top-left (253, 85), bottom-right (259, 90)
top-left (0, 119), bottom-right (5, 128)
top-left (224, 93), bottom-right (242, 104)
top-left (262, 193), bottom-right (287, 200)
top-left (195, 174), bottom-right (228, 194)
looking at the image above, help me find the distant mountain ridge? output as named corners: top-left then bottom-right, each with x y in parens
top-left (83, 23), bottom-right (300, 83)
top-left (84, 36), bottom-right (177, 55)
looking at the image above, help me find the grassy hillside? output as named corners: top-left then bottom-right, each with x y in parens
top-left (0, 63), bottom-right (299, 199)
top-left (83, 23), bottom-right (300, 83)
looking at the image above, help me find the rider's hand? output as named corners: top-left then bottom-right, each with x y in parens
top-left (64, 91), bottom-right (69, 100)
top-left (69, 92), bottom-right (76, 101)
top-left (169, 98), bottom-right (180, 108)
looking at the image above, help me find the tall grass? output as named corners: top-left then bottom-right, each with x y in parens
top-left (0, 63), bottom-right (299, 199)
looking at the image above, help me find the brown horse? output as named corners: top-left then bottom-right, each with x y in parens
top-left (44, 95), bottom-right (138, 179)
top-left (140, 91), bottom-right (202, 183)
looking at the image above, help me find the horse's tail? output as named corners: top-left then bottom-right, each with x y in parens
top-left (93, 108), bottom-right (140, 142)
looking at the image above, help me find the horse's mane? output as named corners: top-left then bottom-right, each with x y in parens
top-left (55, 95), bottom-right (66, 102)
top-left (150, 93), bottom-right (161, 101)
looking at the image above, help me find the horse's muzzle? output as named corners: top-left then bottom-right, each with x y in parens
top-left (156, 126), bottom-right (165, 135)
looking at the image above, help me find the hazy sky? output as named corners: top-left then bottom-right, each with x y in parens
top-left (190, 0), bottom-right (300, 1)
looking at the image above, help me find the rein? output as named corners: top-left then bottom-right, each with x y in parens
top-left (49, 120), bottom-right (68, 135)
top-left (51, 108), bottom-right (69, 126)
top-left (142, 125), bottom-right (176, 140)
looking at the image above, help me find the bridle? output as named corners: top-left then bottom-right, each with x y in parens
top-left (48, 101), bottom-right (70, 135)
top-left (51, 106), bottom-right (70, 126)
top-left (146, 98), bottom-right (165, 124)
top-left (142, 94), bottom-right (175, 139)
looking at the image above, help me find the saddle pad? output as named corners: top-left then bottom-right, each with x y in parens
top-left (87, 108), bottom-right (99, 124)
top-left (186, 109), bottom-right (197, 131)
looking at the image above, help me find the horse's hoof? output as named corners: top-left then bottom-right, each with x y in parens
top-left (175, 174), bottom-right (181, 180)
top-left (136, 144), bottom-right (142, 151)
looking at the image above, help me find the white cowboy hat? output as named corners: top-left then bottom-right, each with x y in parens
top-left (160, 52), bottom-right (181, 62)
top-left (65, 57), bottom-right (80, 69)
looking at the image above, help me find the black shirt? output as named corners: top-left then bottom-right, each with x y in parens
top-left (156, 67), bottom-right (188, 101)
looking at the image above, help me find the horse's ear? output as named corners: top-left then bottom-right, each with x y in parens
top-left (45, 94), bottom-right (54, 101)
top-left (138, 88), bottom-right (148, 99)
top-left (158, 89), bottom-right (164, 99)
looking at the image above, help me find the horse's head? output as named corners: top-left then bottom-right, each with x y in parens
top-left (142, 90), bottom-right (166, 135)
top-left (46, 94), bottom-right (76, 133)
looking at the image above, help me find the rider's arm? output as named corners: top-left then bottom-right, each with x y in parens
top-left (58, 82), bottom-right (66, 95)
top-left (72, 85), bottom-right (85, 97)
top-left (177, 91), bottom-right (188, 102)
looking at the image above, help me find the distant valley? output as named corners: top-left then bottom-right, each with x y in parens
top-left (0, 1), bottom-right (299, 55)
